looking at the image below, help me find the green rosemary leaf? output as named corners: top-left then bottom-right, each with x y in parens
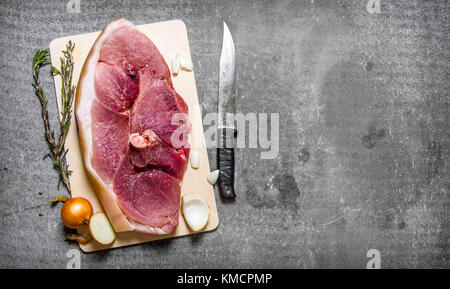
top-left (50, 66), bottom-right (60, 75)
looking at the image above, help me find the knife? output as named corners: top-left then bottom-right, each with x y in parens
top-left (217, 22), bottom-right (236, 199)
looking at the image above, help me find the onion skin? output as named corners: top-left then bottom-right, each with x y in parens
top-left (61, 197), bottom-right (93, 229)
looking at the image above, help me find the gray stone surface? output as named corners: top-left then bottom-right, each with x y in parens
top-left (0, 0), bottom-right (449, 268)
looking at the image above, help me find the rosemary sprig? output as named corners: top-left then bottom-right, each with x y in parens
top-left (32, 41), bottom-right (76, 192)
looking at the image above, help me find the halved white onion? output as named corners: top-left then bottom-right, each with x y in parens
top-left (88, 213), bottom-right (116, 245)
top-left (181, 194), bottom-right (210, 231)
top-left (190, 149), bottom-right (200, 169)
top-left (207, 170), bottom-right (219, 185)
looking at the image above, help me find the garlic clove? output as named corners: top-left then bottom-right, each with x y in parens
top-left (181, 194), bottom-right (210, 231)
top-left (207, 170), bottom-right (219, 185)
top-left (190, 149), bottom-right (200, 169)
top-left (171, 56), bottom-right (179, 75)
top-left (179, 57), bottom-right (193, 71)
top-left (173, 54), bottom-right (193, 75)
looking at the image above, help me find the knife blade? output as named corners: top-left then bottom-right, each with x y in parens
top-left (217, 21), bottom-right (236, 199)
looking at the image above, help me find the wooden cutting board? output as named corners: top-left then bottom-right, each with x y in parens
top-left (49, 19), bottom-right (219, 252)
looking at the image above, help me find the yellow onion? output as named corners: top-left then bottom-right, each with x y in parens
top-left (61, 197), bottom-right (93, 229)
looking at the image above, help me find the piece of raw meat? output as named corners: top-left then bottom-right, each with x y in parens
top-left (76, 18), bottom-right (190, 234)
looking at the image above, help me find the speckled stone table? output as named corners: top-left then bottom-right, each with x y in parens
top-left (0, 0), bottom-right (448, 268)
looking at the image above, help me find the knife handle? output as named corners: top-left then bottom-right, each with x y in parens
top-left (217, 128), bottom-right (236, 199)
